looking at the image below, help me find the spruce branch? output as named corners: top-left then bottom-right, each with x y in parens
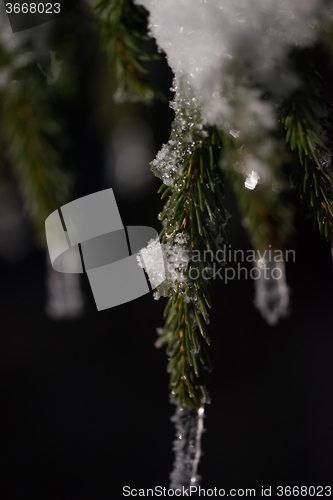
top-left (153, 89), bottom-right (227, 409)
top-left (281, 59), bottom-right (333, 240)
top-left (93, 0), bottom-right (164, 104)
top-left (0, 37), bottom-right (72, 240)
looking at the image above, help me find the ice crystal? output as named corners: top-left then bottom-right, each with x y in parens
top-left (244, 170), bottom-right (260, 190)
top-left (150, 82), bottom-right (206, 187)
top-left (253, 259), bottom-right (290, 326)
top-left (45, 256), bottom-right (85, 320)
top-left (169, 406), bottom-right (205, 489)
top-left (137, 234), bottom-right (192, 298)
top-left (137, 237), bottom-right (167, 289)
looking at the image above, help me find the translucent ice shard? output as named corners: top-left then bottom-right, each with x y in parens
top-left (253, 259), bottom-right (289, 326)
top-left (45, 255), bottom-right (84, 320)
top-left (169, 406), bottom-right (205, 489)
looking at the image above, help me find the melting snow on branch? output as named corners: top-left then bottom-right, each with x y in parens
top-left (150, 84), bottom-right (206, 187)
top-left (136, 0), bottom-right (332, 135)
top-left (136, 0), bottom-right (333, 189)
top-left (137, 234), bottom-right (192, 299)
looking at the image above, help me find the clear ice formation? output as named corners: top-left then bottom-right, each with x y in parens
top-left (170, 406), bottom-right (205, 489)
top-left (45, 255), bottom-right (85, 320)
top-left (254, 259), bottom-right (290, 326)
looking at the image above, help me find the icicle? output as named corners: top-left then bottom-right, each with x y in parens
top-left (0, 183), bottom-right (32, 263)
top-left (169, 406), bottom-right (205, 489)
top-left (253, 259), bottom-right (289, 326)
top-left (45, 255), bottom-right (85, 320)
top-left (106, 117), bottom-right (155, 198)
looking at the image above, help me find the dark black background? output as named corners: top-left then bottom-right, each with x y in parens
top-left (1, 6), bottom-right (333, 499)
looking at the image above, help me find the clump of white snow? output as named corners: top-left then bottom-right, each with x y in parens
top-left (150, 84), bottom-right (206, 185)
top-left (137, 237), bottom-right (167, 288)
top-left (136, 0), bottom-right (333, 139)
top-left (137, 234), bottom-right (192, 298)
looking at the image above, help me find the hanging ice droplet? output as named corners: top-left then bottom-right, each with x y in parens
top-left (244, 170), bottom-right (260, 190)
top-left (45, 254), bottom-right (85, 320)
top-left (169, 406), bottom-right (205, 489)
top-left (229, 129), bottom-right (240, 139)
top-left (253, 259), bottom-right (289, 326)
